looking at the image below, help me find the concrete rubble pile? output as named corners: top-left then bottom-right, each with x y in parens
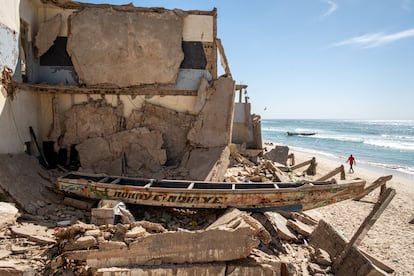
top-left (0, 147), bottom-right (394, 275)
top-left (49, 208), bottom-right (339, 275)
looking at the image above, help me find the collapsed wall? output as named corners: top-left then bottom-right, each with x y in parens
top-left (0, 1), bottom-right (236, 181)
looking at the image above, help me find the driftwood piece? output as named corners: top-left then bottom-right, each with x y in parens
top-left (316, 165), bottom-right (345, 181)
top-left (354, 175), bottom-right (392, 201)
top-left (333, 188), bottom-right (396, 269)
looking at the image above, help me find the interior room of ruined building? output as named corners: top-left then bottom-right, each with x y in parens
top-left (0, 0), bottom-right (262, 181)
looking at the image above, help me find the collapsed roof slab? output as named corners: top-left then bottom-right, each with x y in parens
top-left (67, 7), bottom-right (184, 87)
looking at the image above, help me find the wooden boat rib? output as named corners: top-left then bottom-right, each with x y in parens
top-left (57, 172), bottom-right (366, 212)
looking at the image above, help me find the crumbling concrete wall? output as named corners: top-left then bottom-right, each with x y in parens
top-left (67, 8), bottom-right (184, 87)
top-left (76, 128), bottom-right (166, 177)
top-left (62, 99), bottom-right (124, 145)
top-left (127, 103), bottom-right (196, 165)
top-left (0, 0), bottom-right (42, 154)
top-left (7, 1), bottom-right (235, 182)
top-left (188, 77), bottom-right (235, 148)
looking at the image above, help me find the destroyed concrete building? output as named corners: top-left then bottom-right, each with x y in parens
top-left (0, 0), bottom-right (262, 181)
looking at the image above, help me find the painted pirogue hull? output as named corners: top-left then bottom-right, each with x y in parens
top-left (57, 172), bottom-right (366, 212)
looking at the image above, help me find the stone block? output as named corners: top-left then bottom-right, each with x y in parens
top-left (264, 146), bottom-right (289, 165)
top-left (91, 208), bottom-right (114, 226)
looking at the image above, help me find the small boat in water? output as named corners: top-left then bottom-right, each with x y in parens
top-left (287, 131), bottom-right (316, 136)
top-left (56, 172), bottom-right (366, 212)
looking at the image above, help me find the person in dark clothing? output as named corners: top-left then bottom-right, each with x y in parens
top-left (346, 154), bottom-right (356, 173)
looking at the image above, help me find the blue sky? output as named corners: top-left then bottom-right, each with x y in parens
top-left (79, 0), bottom-right (414, 119)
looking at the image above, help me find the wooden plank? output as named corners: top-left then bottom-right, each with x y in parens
top-left (354, 175), bottom-right (392, 201)
top-left (29, 126), bottom-right (49, 168)
top-left (264, 160), bottom-right (290, 182)
top-left (333, 188), bottom-right (396, 269)
top-left (316, 165), bottom-right (345, 181)
top-left (216, 38), bottom-right (232, 78)
top-left (290, 158), bottom-right (313, 170)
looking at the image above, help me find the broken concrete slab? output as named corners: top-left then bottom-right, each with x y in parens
top-left (187, 77), bottom-right (235, 148)
top-left (35, 14), bottom-right (62, 57)
top-left (85, 224), bottom-right (261, 267)
top-left (310, 220), bottom-right (394, 275)
top-left (180, 146), bottom-right (230, 181)
top-left (286, 218), bottom-right (314, 238)
top-left (10, 223), bottom-right (56, 244)
top-left (264, 146), bottom-right (290, 165)
top-left (0, 154), bottom-right (62, 216)
top-left (62, 209), bottom-right (268, 268)
top-left (263, 212), bottom-right (298, 242)
top-left (227, 249), bottom-right (281, 276)
top-left (0, 202), bottom-right (19, 229)
top-left (68, 7), bottom-right (184, 86)
top-left (207, 208), bottom-right (271, 245)
top-left (96, 263), bottom-right (226, 276)
top-left (0, 260), bottom-right (35, 275)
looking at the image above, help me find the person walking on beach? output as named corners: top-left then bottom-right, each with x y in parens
top-left (346, 154), bottom-right (356, 173)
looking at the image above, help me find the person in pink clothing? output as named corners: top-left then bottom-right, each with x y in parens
top-left (346, 154), bottom-right (356, 173)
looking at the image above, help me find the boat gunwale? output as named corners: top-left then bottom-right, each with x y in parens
top-left (57, 173), bottom-right (366, 195)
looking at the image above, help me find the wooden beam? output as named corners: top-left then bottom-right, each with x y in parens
top-left (316, 165), bottom-right (345, 181)
top-left (354, 175), bottom-right (392, 201)
top-left (333, 188), bottom-right (396, 269)
top-left (16, 83), bottom-right (198, 96)
top-left (290, 158), bottom-right (313, 170)
top-left (264, 160), bottom-right (290, 182)
top-left (216, 38), bottom-right (232, 78)
top-left (287, 153), bottom-right (295, 166)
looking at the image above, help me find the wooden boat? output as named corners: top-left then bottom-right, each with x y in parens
top-left (56, 172), bottom-right (366, 212)
top-left (287, 131), bottom-right (316, 136)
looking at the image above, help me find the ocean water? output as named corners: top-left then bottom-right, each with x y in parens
top-left (261, 119), bottom-right (414, 179)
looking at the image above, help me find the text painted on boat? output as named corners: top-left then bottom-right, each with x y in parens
top-left (112, 190), bottom-right (225, 204)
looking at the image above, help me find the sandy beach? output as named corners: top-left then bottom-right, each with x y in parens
top-left (283, 147), bottom-right (414, 275)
